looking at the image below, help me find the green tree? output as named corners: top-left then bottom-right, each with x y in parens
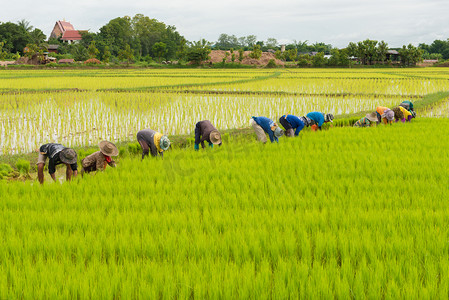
top-left (102, 46), bottom-right (111, 63)
top-left (73, 44), bottom-right (89, 61)
top-left (24, 43), bottom-right (41, 58)
top-left (238, 48), bottom-right (245, 63)
top-left (285, 48), bottom-right (298, 61)
top-left (0, 41), bottom-right (9, 60)
top-left (131, 14), bottom-right (184, 60)
top-left (293, 40), bottom-right (309, 53)
top-left (230, 48), bottom-right (235, 62)
top-left (17, 19), bottom-right (33, 33)
top-left (376, 40), bottom-right (388, 64)
top-left (312, 52), bottom-right (326, 67)
top-left (88, 41), bottom-right (100, 59)
top-left (185, 39), bottom-right (211, 65)
top-left (98, 17), bottom-right (133, 56)
top-left (29, 29), bottom-right (46, 47)
top-left (216, 34), bottom-right (239, 49)
top-left (176, 38), bottom-right (188, 61)
top-left (118, 44), bottom-right (134, 64)
top-left (0, 22), bottom-right (32, 54)
top-left (275, 50), bottom-right (283, 60)
top-left (297, 54), bottom-right (312, 67)
top-left (152, 42), bottom-right (167, 62)
top-left (249, 44), bottom-right (262, 59)
top-left (399, 44), bottom-right (423, 66)
top-left (336, 48), bottom-right (350, 67)
top-left (265, 38), bottom-right (278, 49)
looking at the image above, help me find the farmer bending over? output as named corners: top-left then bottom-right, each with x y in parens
top-left (251, 116), bottom-right (284, 143)
top-left (353, 113), bottom-right (378, 127)
top-left (306, 112), bottom-right (334, 131)
top-left (37, 143), bottom-right (78, 184)
top-left (137, 129), bottom-right (170, 159)
top-left (279, 114), bottom-right (306, 137)
top-left (194, 120), bottom-right (222, 150)
top-left (81, 141), bottom-right (118, 174)
top-left (367, 106), bottom-right (394, 125)
top-left (399, 100), bottom-right (414, 112)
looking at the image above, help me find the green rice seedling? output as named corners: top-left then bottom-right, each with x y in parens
top-left (15, 159), bottom-right (30, 174)
top-left (1, 118), bottom-right (448, 298)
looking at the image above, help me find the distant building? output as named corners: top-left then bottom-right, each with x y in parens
top-left (50, 20), bottom-right (85, 44)
top-left (386, 50), bottom-right (400, 62)
top-left (47, 44), bottom-right (59, 53)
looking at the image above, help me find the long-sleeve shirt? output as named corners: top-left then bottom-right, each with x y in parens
top-left (306, 112), bottom-right (325, 128)
top-left (137, 129), bottom-right (163, 157)
top-left (283, 115), bottom-right (305, 136)
top-left (353, 117), bottom-right (372, 127)
top-left (252, 116), bottom-right (277, 143)
top-left (400, 101), bottom-right (414, 111)
top-left (39, 143), bottom-right (78, 174)
top-left (398, 106), bottom-right (412, 119)
top-left (195, 120), bottom-right (218, 148)
top-left (376, 106), bottom-right (391, 124)
top-left (81, 151), bottom-right (116, 171)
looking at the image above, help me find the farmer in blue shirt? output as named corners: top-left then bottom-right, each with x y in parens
top-left (306, 112), bottom-right (334, 130)
top-left (279, 114), bottom-right (306, 137)
top-left (251, 116), bottom-right (284, 143)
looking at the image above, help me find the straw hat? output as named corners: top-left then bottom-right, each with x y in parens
top-left (99, 141), bottom-right (119, 156)
top-left (59, 148), bottom-right (77, 164)
top-left (209, 130), bottom-right (222, 145)
top-left (366, 112), bottom-right (378, 122)
top-left (160, 136), bottom-right (170, 151)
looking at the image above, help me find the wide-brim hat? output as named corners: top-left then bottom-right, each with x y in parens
top-left (366, 112), bottom-right (378, 122)
top-left (160, 135), bottom-right (170, 151)
top-left (99, 140), bottom-right (119, 156)
top-left (210, 130), bottom-right (222, 145)
top-left (60, 148), bottom-right (77, 164)
top-left (274, 126), bottom-right (284, 138)
top-left (382, 109), bottom-right (394, 121)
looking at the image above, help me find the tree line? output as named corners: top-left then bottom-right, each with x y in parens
top-left (1, 16), bottom-right (448, 66)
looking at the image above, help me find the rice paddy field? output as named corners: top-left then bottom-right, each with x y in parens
top-left (1, 68), bottom-right (449, 154)
top-left (1, 67), bottom-right (449, 298)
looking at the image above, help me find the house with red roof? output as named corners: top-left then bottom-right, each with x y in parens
top-left (50, 20), bottom-right (86, 43)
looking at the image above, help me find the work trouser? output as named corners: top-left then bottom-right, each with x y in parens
top-left (138, 139), bottom-right (151, 159)
top-left (250, 119), bottom-right (267, 143)
top-left (279, 116), bottom-right (294, 137)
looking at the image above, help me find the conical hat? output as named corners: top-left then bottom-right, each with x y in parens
top-left (99, 141), bottom-right (119, 156)
top-left (366, 112), bottom-right (378, 122)
top-left (209, 130), bottom-right (222, 145)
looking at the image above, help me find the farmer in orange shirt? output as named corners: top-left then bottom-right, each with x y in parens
top-left (368, 106), bottom-right (394, 125)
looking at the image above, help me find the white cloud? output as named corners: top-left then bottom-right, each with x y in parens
top-left (0, 0), bottom-right (448, 48)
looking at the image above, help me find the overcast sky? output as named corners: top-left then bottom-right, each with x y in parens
top-left (1, 0), bottom-right (448, 48)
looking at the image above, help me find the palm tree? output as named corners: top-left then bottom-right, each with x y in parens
top-left (17, 19), bottom-right (33, 33)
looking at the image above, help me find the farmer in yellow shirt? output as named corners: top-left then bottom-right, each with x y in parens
top-left (398, 106), bottom-right (415, 122)
top-left (136, 129), bottom-right (170, 159)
